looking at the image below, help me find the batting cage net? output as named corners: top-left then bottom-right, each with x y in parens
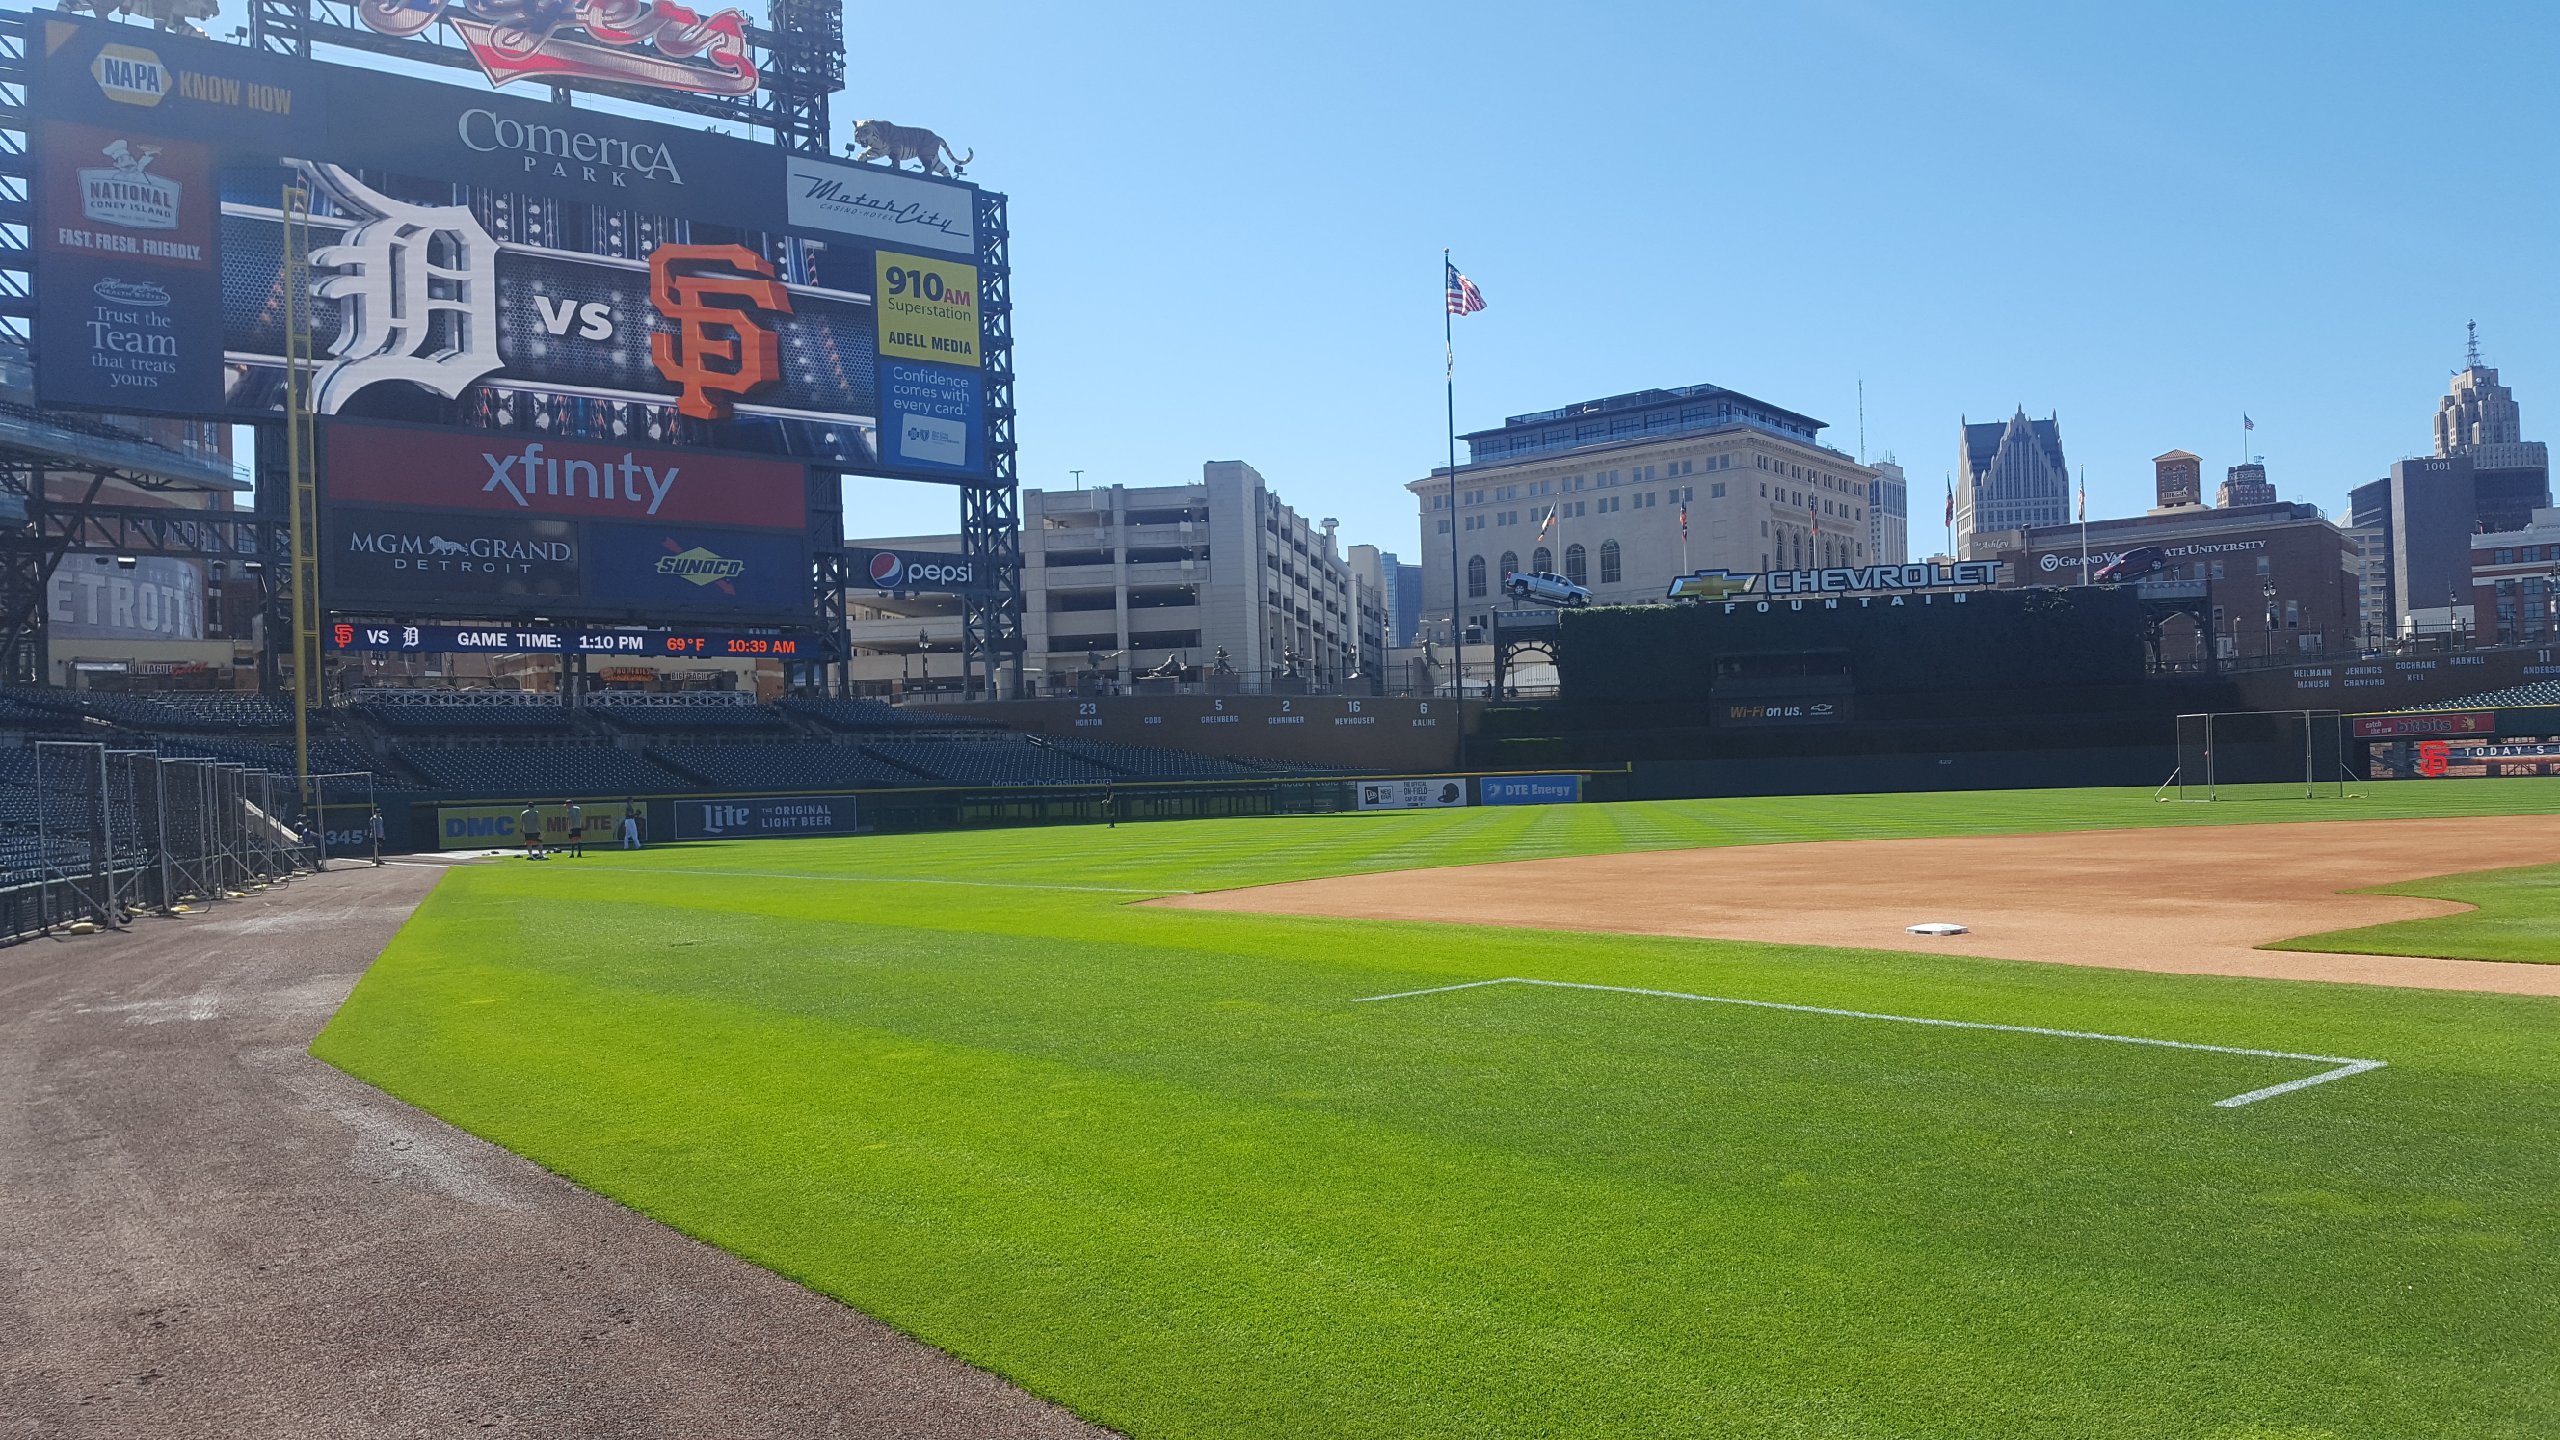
top-left (3, 743), bottom-right (377, 945)
top-left (2163, 710), bottom-right (2356, 802)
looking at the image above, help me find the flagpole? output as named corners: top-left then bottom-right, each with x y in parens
top-left (1444, 249), bottom-right (1460, 698)
top-left (2078, 465), bottom-right (2088, 585)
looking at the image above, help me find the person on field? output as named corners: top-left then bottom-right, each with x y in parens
top-left (620, 805), bottom-right (642, 851)
top-left (564, 801), bottom-right (585, 858)
top-left (367, 807), bottom-right (386, 866)
top-left (520, 802), bottom-right (544, 860)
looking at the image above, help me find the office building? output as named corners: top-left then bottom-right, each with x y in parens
top-left (2153, 450), bottom-right (2203, 510)
top-left (2218, 462), bottom-right (2276, 508)
top-left (2434, 326), bottom-right (2550, 533)
top-left (2471, 508), bottom-right (2560, 645)
top-left (1956, 408), bottom-right (2069, 549)
top-left (1407, 383), bottom-right (1881, 641)
top-left (1868, 459), bottom-right (1909, 566)
top-left (1344, 545), bottom-right (1398, 679)
top-left (1389, 557), bottom-right (1424, 647)
top-left (1974, 501), bottom-right (2357, 659)
top-left (2388, 456), bottom-right (2479, 635)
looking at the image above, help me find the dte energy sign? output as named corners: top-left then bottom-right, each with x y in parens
top-left (320, 420), bottom-right (816, 623)
top-left (31, 13), bottom-right (1002, 484)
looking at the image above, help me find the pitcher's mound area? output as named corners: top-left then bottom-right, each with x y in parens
top-left (1157, 815), bottom-right (2560, 995)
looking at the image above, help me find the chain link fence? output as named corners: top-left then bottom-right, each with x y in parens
top-left (2, 742), bottom-right (380, 944)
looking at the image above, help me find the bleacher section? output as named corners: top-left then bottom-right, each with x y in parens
top-left (354, 697), bottom-right (575, 734)
top-left (862, 735), bottom-right (1121, 787)
top-left (391, 744), bottom-right (688, 798)
top-left (650, 743), bottom-right (925, 792)
top-left (782, 696), bottom-right (994, 731)
top-left (2, 687), bottom-right (1362, 808)
top-left (1044, 738), bottom-right (1265, 780)
top-left (2411, 682), bottom-right (2560, 711)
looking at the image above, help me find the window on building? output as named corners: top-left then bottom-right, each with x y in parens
top-left (2256, 554), bottom-right (2272, 576)
top-left (2285, 600), bottom-right (2300, 629)
top-left (1466, 556), bottom-right (1487, 597)
top-left (1500, 550), bottom-right (1520, 579)
top-left (2496, 548), bottom-right (2516, 565)
top-left (1436, 518), bottom-right (1452, 534)
top-left (1599, 540), bottom-right (1622, 584)
top-left (1564, 543), bottom-right (1587, 585)
top-left (1711, 482), bottom-right (1726, 499)
top-left (1532, 546), bottom-right (1553, 574)
top-left (2211, 560), bottom-right (2225, 580)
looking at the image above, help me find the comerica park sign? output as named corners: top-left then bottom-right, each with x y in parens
top-left (1666, 561), bottom-right (2005, 603)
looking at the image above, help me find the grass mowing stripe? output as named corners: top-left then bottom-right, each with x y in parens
top-left (315, 780), bottom-right (2560, 1440)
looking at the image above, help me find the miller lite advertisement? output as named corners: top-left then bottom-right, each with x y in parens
top-left (30, 12), bottom-right (1000, 485)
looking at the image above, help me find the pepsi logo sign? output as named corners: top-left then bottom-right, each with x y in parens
top-left (866, 550), bottom-right (977, 592)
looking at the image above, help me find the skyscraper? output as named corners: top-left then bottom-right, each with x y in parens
top-left (2218, 462), bottom-right (2276, 507)
top-left (1956, 408), bottom-right (2069, 544)
top-left (2434, 323), bottom-right (2549, 532)
top-left (1868, 459), bottom-right (1909, 565)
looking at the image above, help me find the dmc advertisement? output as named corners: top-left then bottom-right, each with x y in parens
top-left (1356, 778), bottom-right (1470, 812)
top-left (32, 12), bottom-right (1000, 484)
top-left (675, 796), bottom-right (861, 840)
top-left (436, 804), bottom-right (624, 850)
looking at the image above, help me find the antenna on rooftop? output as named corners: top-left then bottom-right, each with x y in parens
top-left (1857, 377), bottom-right (1866, 464)
top-left (2466, 319), bottom-right (2481, 371)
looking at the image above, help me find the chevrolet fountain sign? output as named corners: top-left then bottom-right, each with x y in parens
top-left (1667, 561), bottom-right (2004, 602)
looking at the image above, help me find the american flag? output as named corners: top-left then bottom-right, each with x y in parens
top-left (1678, 501), bottom-right (1688, 541)
top-left (1445, 262), bottom-right (1485, 316)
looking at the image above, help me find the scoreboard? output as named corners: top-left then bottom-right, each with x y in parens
top-left (326, 622), bottom-right (812, 658)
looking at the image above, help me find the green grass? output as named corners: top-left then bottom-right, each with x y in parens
top-left (314, 782), bottom-right (2560, 1439)
top-left (2271, 861), bottom-right (2560, 964)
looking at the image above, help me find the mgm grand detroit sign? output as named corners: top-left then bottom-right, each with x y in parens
top-left (1666, 561), bottom-right (2005, 608)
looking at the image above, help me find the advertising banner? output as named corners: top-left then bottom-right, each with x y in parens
top-left (1716, 698), bottom-right (1852, 727)
top-left (876, 251), bottom-right (981, 366)
top-left (785, 154), bottom-right (976, 256)
top-left (2351, 711), bottom-right (2494, 739)
top-left (582, 523), bottom-right (811, 618)
top-left (1480, 774), bottom-right (1582, 806)
top-left (322, 422), bottom-right (810, 531)
top-left (880, 360), bottom-right (984, 476)
top-left (859, 547), bottom-right (984, 596)
top-left (675, 795), bottom-right (861, 840)
top-left (327, 508), bottom-right (581, 604)
top-left (34, 119), bottom-right (226, 413)
top-left (436, 804), bottom-right (624, 850)
top-left (1356, 778), bottom-right (1470, 811)
top-left (48, 553), bottom-right (204, 640)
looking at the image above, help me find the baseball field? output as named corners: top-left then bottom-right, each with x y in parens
top-left (313, 782), bottom-right (2560, 1439)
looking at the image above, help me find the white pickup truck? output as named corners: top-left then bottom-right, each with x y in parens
top-left (1505, 570), bottom-right (1593, 607)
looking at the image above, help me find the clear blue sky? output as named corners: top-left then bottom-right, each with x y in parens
top-left (843, 0), bottom-right (2560, 555)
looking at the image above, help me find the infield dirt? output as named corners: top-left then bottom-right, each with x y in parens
top-left (1157, 815), bottom-right (2560, 995)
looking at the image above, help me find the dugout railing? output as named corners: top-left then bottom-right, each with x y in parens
top-left (2, 742), bottom-right (381, 946)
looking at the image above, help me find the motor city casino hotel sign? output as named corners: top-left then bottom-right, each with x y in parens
top-left (29, 13), bottom-right (998, 484)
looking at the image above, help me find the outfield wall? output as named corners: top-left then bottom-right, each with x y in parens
top-left (914, 695), bottom-right (1477, 771)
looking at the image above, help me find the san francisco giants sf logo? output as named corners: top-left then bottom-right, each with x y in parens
top-left (649, 243), bottom-right (792, 420)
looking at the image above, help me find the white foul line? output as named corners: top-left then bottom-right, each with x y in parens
top-left (1351, 978), bottom-right (2384, 1109)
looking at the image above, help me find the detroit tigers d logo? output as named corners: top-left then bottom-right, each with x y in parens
top-left (649, 243), bottom-right (790, 420)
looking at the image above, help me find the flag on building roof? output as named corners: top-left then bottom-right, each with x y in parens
top-left (1445, 262), bottom-right (1485, 316)
top-left (1944, 480), bottom-right (1955, 526)
top-left (2244, 414), bottom-right (2255, 431)
top-left (1535, 505), bottom-right (1554, 541)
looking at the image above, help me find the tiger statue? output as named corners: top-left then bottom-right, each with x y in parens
top-left (56, 0), bottom-right (218, 35)
top-left (850, 120), bottom-right (972, 178)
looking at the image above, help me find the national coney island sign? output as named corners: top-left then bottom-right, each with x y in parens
top-left (358, 0), bottom-right (761, 98)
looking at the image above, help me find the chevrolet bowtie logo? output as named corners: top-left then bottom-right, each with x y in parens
top-left (1665, 569), bottom-right (1760, 602)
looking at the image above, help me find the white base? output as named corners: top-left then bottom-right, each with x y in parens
top-left (1906, 922), bottom-right (1970, 936)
